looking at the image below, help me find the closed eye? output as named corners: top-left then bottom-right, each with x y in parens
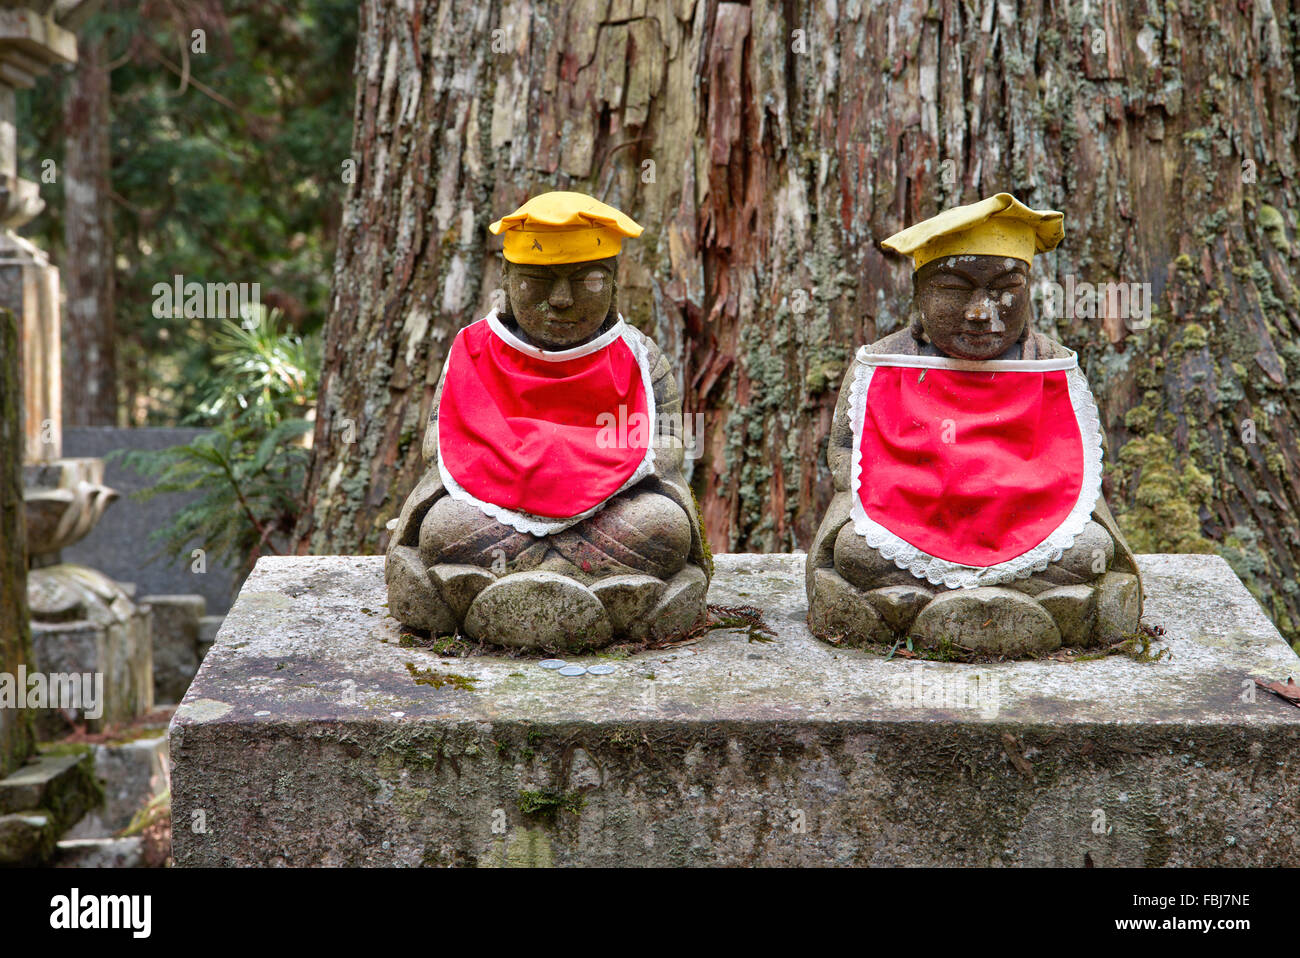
top-left (990, 272), bottom-right (1026, 289)
top-left (930, 277), bottom-right (973, 290)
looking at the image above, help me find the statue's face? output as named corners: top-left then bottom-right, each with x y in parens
top-left (913, 255), bottom-right (1031, 360)
top-left (503, 257), bottom-right (617, 350)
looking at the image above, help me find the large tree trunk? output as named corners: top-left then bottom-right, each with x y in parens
top-left (297, 0), bottom-right (1300, 644)
top-left (0, 308), bottom-right (33, 777)
top-left (61, 29), bottom-right (116, 426)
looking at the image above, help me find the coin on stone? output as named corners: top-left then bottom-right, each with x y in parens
top-left (539, 659), bottom-right (567, 670)
top-left (558, 665), bottom-right (587, 676)
top-left (588, 663), bottom-right (616, 675)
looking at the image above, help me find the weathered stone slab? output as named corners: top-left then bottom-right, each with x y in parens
top-left (0, 751), bottom-right (98, 822)
top-left (170, 553), bottom-right (1300, 867)
top-left (30, 567), bottom-right (153, 733)
top-left (142, 593), bottom-right (204, 704)
top-left (0, 750), bottom-right (99, 863)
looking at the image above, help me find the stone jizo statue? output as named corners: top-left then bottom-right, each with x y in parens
top-left (807, 193), bottom-right (1142, 656)
top-left (386, 192), bottom-right (709, 651)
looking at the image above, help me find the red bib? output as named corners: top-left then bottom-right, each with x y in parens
top-left (437, 315), bottom-right (654, 530)
top-left (849, 352), bottom-right (1101, 584)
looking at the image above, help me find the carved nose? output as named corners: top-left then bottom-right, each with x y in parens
top-left (965, 294), bottom-right (1005, 332)
top-left (548, 278), bottom-right (573, 309)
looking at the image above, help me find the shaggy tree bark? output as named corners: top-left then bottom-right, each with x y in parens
top-left (297, 0), bottom-right (1300, 642)
top-left (0, 309), bottom-right (33, 777)
top-left (61, 29), bottom-right (116, 426)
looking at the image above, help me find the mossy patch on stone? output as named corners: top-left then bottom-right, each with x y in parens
top-left (404, 662), bottom-right (478, 691)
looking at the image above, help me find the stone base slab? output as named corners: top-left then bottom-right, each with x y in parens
top-left (30, 565), bottom-right (153, 733)
top-left (170, 553), bottom-right (1300, 867)
top-left (142, 593), bottom-right (205, 704)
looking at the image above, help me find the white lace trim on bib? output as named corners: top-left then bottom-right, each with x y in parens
top-left (846, 348), bottom-right (1104, 589)
top-left (438, 312), bottom-right (657, 536)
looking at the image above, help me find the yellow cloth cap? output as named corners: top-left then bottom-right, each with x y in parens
top-left (881, 193), bottom-right (1064, 269)
top-left (489, 191), bottom-right (643, 264)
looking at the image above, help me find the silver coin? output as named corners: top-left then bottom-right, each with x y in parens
top-left (558, 665), bottom-right (587, 677)
top-left (588, 663), bottom-right (616, 675)
top-left (539, 659), bottom-right (567, 670)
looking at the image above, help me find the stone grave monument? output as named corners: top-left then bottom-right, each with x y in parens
top-left (0, 2), bottom-right (152, 733)
top-left (0, 0), bottom-right (134, 866)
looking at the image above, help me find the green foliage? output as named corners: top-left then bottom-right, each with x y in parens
top-left (16, 0), bottom-right (356, 424)
top-left (191, 309), bottom-right (320, 426)
top-left (112, 310), bottom-right (319, 573)
top-left (114, 418), bottom-right (314, 574)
